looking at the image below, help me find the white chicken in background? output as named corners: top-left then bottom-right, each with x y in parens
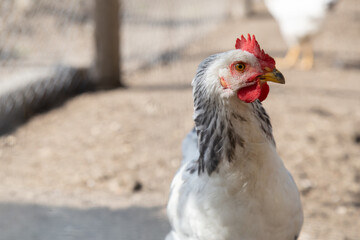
top-left (166, 35), bottom-right (303, 240)
top-left (264, 0), bottom-right (338, 70)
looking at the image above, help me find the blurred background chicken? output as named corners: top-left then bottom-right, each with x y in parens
top-left (264, 0), bottom-right (338, 70)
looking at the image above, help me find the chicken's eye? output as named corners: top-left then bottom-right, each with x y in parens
top-left (235, 63), bottom-right (246, 72)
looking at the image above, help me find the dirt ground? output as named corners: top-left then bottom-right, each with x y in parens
top-left (0, 0), bottom-right (360, 240)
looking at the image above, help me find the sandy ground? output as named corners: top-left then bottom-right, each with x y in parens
top-left (0, 0), bottom-right (360, 240)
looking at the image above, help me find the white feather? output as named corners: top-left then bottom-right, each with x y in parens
top-left (167, 103), bottom-right (303, 240)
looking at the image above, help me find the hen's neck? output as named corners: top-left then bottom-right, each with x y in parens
top-left (193, 96), bottom-right (275, 175)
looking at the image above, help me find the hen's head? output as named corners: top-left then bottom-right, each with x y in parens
top-left (194, 34), bottom-right (284, 103)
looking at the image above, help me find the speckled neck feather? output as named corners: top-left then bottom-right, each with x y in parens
top-left (189, 54), bottom-right (275, 175)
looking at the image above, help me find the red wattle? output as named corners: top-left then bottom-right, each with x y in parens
top-left (258, 82), bottom-right (269, 102)
top-left (237, 81), bottom-right (269, 103)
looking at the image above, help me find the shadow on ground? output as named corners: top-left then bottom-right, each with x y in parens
top-left (0, 203), bottom-right (170, 240)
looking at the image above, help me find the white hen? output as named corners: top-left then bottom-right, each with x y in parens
top-left (166, 35), bottom-right (303, 240)
top-left (264, 0), bottom-right (337, 69)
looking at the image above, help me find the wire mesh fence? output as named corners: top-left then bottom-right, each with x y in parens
top-left (0, 0), bottom-right (233, 133)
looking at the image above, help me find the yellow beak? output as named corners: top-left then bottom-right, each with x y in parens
top-left (258, 69), bottom-right (285, 84)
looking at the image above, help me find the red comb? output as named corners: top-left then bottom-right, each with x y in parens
top-left (235, 34), bottom-right (275, 67)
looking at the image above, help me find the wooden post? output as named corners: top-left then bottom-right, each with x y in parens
top-left (92, 0), bottom-right (123, 88)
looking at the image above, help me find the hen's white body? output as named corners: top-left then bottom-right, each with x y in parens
top-left (166, 104), bottom-right (303, 240)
